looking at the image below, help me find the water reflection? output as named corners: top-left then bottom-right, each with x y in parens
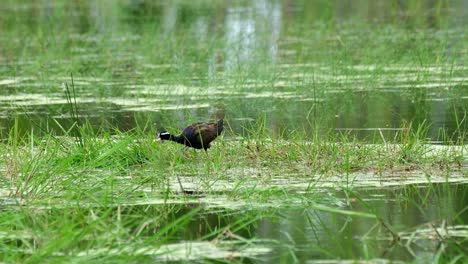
top-left (0, 86), bottom-right (466, 141)
top-left (224, 1), bottom-right (282, 71)
top-left (0, 1), bottom-right (467, 140)
top-left (252, 184), bottom-right (467, 262)
top-left (225, 7), bottom-right (255, 71)
top-left (2, 183), bottom-right (462, 262)
top-left (141, 183), bottom-right (466, 262)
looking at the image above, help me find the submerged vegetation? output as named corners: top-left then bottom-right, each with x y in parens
top-left (0, 0), bottom-right (467, 263)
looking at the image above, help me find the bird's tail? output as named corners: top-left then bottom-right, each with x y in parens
top-left (216, 119), bottom-right (224, 135)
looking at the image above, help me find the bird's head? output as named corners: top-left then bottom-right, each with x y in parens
top-left (156, 131), bottom-right (171, 141)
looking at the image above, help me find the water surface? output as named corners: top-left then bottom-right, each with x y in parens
top-left (0, 0), bottom-right (467, 141)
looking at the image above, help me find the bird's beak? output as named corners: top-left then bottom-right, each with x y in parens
top-left (156, 137), bottom-right (161, 141)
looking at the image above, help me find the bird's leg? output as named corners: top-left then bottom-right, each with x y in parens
top-left (179, 146), bottom-right (190, 158)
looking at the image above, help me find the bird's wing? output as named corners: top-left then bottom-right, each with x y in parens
top-left (193, 122), bottom-right (218, 142)
top-left (180, 124), bottom-right (198, 139)
top-left (180, 122), bottom-right (202, 140)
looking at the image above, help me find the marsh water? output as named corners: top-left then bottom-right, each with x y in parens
top-left (1, 1), bottom-right (467, 141)
top-left (176, 184), bottom-right (468, 262)
top-left (1, 1), bottom-right (467, 263)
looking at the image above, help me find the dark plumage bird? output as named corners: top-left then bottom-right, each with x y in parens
top-left (157, 119), bottom-right (224, 150)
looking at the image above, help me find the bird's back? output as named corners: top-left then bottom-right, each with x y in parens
top-left (181, 119), bottom-right (223, 149)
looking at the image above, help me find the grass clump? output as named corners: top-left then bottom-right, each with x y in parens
top-left (1, 115), bottom-right (465, 202)
top-left (0, 117), bottom-right (466, 263)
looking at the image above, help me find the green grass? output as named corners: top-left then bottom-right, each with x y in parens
top-left (1, 113), bottom-right (466, 262)
top-left (6, 112), bottom-right (464, 198)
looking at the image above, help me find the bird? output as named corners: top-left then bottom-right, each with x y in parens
top-left (157, 119), bottom-right (224, 150)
